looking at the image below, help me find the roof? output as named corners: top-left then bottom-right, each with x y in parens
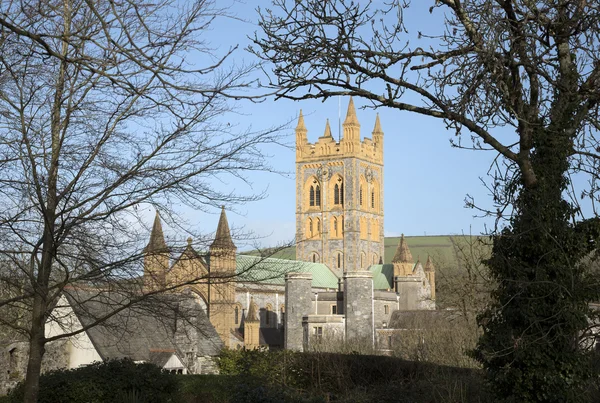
top-left (210, 207), bottom-right (236, 250)
top-left (145, 211), bottom-right (168, 253)
top-left (236, 255), bottom-right (339, 289)
top-left (369, 264), bottom-right (394, 290)
top-left (63, 288), bottom-right (222, 363)
top-left (392, 234), bottom-right (413, 263)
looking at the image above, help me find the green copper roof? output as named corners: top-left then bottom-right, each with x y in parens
top-left (236, 255), bottom-right (339, 289)
top-left (369, 264), bottom-right (394, 290)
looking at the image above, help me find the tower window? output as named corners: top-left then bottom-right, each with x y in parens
top-left (334, 183), bottom-right (340, 205)
top-left (333, 217), bottom-right (338, 237)
top-left (341, 183), bottom-right (344, 205)
top-left (337, 252), bottom-right (341, 269)
top-left (235, 306), bottom-right (239, 324)
top-left (309, 219), bottom-right (313, 237)
top-left (313, 254), bottom-right (316, 263)
top-left (315, 185), bottom-right (321, 206)
top-left (359, 185), bottom-right (363, 206)
top-left (317, 218), bottom-right (321, 234)
top-left (371, 190), bottom-right (375, 208)
top-left (310, 185), bottom-right (315, 206)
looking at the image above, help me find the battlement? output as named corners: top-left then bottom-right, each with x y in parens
top-left (296, 98), bottom-right (383, 165)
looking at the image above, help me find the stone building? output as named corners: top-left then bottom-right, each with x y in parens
top-left (1, 99), bottom-right (436, 391)
top-left (139, 98), bottom-right (435, 351)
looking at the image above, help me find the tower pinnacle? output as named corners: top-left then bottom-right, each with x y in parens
top-left (392, 234), bottom-right (413, 264)
top-left (145, 211), bottom-right (168, 253)
top-left (343, 97), bottom-right (360, 126)
top-left (210, 207), bottom-right (236, 250)
top-left (323, 119), bottom-right (333, 137)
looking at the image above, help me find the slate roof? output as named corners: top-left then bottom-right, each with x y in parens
top-left (62, 288), bottom-right (222, 365)
top-left (236, 255), bottom-right (339, 289)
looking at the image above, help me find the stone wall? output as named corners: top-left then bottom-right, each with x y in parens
top-left (0, 340), bottom-right (69, 396)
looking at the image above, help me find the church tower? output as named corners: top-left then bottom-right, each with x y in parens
top-left (143, 211), bottom-right (169, 291)
top-left (295, 98), bottom-right (384, 272)
top-left (209, 207), bottom-right (237, 347)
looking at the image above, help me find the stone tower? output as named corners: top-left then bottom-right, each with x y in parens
top-left (208, 207), bottom-right (237, 347)
top-left (243, 298), bottom-right (261, 349)
top-left (295, 98), bottom-right (384, 272)
top-left (143, 211), bottom-right (169, 291)
top-left (392, 234), bottom-right (413, 277)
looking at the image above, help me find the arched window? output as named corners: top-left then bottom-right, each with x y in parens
top-left (309, 185), bottom-right (315, 206)
top-left (341, 183), bottom-right (344, 205)
top-left (334, 183), bottom-right (340, 205)
top-left (234, 306), bottom-right (239, 325)
top-left (371, 190), bottom-right (375, 208)
top-left (337, 252), bottom-right (342, 269)
top-left (309, 218), bottom-right (313, 237)
top-left (315, 185), bottom-right (321, 206)
top-left (313, 254), bottom-right (316, 263)
top-left (359, 185), bottom-right (363, 206)
top-left (333, 217), bottom-right (338, 237)
top-left (316, 218), bottom-right (321, 234)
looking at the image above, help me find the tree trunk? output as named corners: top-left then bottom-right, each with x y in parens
top-left (22, 296), bottom-right (47, 403)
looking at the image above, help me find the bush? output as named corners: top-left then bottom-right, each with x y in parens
top-left (7, 359), bottom-right (179, 403)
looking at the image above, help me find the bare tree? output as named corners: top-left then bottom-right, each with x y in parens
top-left (252, 1), bottom-right (600, 401)
top-left (0, 0), bottom-right (285, 401)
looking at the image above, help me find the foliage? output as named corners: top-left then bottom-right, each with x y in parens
top-left (0, 0), bottom-right (281, 400)
top-left (7, 359), bottom-right (179, 403)
top-left (252, 1), bottom-right (600, 401)
top-left (216, 348), bottom-right (492, 403)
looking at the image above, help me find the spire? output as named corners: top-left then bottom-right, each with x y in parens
top-left (296, 109), bottom-right (307, 132)
top-left (210, 207), bottom-right (236, 250)
top-left (145, 211), bottom-right (168, 253)
top-left (372, 114), bottom-right (383, 135)
top-left (343, 97), bottom-right (360, 126)
top-left (425, 255), bottom-right (435, 272)
top-left (323, 119), bottom-right (332, 137)
top-left (246, 298), bottom-right (259, 322)
top-left (392, 234), bottom-right (413, 263)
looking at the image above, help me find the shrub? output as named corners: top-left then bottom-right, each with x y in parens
top-left (7, 359), bottom-right (179, 403)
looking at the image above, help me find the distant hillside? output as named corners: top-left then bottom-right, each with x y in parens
top-left (247, 235), bottom-right (484, 267)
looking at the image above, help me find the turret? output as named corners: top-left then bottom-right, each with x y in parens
top-left (143, 211), bottom-right (169, 292)
top-left (424, 255), bottom-right (436, 300)
top-left (342, 97), bottom-right (360, 151)
top-left (296, 110), bottom-right (308, 159)
top-left (243, 298), bottom-right (260, 349)
top-left (392, 234), bottom-right (414, 277)
top-left (208, 207), bottom-right (237, 347)
top-left (372, 114), bottom-right (383, 157)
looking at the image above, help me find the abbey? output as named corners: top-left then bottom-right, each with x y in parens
top-left (143, 98), bottom-right (435, 352)
top-left (0, 100), bottom-right (435, 389)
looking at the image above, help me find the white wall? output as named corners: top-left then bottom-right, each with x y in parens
top-left (46, 295), bottom-right (102, 369)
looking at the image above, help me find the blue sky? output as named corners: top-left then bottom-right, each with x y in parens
top-left (144, 0), bottom-right (500, 249)
top-left (147, 0), bottom-right (594, 248)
